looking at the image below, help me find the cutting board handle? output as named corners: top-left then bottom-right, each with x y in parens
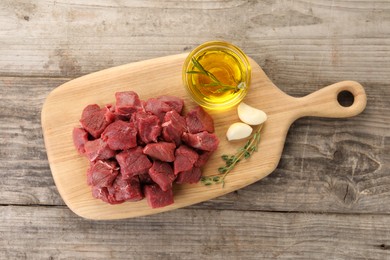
top-left (295, 80), bottom-right (367, 118)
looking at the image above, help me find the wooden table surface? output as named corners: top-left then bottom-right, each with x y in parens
top-left (1, 1), bottom-right (389, 259)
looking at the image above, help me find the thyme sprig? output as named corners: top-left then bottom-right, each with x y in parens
top-left (201, 124), bottom-right (264, 187)
top-left (187, 57), bottom-right (244, 93)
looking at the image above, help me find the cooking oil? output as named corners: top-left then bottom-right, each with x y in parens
top-left (183, 41), bottom-right (251, 110)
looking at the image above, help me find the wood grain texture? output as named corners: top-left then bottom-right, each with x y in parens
top-left (1, 0), bottom-right (389, 257)
top-left (0, 77), bottom-right (67, 205)
top-left (0, 0), bottom-right (389, 84)
top-left (0, 77), bottom-right (388, 214)
top-left (1, 205), bottom-right (390, 260)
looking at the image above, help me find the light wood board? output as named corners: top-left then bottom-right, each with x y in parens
top-left (41, 53), bottom-right (366, 220)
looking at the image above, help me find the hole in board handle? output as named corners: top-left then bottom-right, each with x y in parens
top-left (337, 90), bottom-right (354, 107)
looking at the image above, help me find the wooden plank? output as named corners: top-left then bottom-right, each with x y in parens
top-left (1, 76), bottom-right (389, 215)
top-left (1, 0), bottom-right (388, 257)
top-left (0, 77), bottom-right (67, 205)
top-left (0, 0), bottom-right (389, 85)
top-left (1, 205), bottom-right (390, 259)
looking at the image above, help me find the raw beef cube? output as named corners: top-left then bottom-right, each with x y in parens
top-left (87, 160), bottom-right (119, 187)
top-left (194, 151), bottom-right (213, 168)
top-left (175, 167), bottom-right (202, 184)
top-left (72, 127), bottom-right (89, 154)
top-left (116, 147), bottom-right (152, 179)
top-left (101, 120), bottom-right (137, 150)
top-left (144, 98), bottom-right (172, 122)
top-left (174, 145), bottom-right (199, 175)
top-left (115, 91), bottom-right (143, 116)
top-left (106, 104), bottom-right (129, 121)
top-left (129, 110), bottom-right (143, 123)
top-left (84, 139), bottom-right (116, 161)
top-left (135, 112), bottom-right (162, 144)
top-left (162, 110), bottom-right (187, 145)
top-left (157, 95), bottom-right (184, 114)
top-left (182, 131), bottom-right (219, 152)
top-left (138, 173), bottom-right (154, 185)
top-left (104, 104), bottom-right (117, 122)
top-left (80, 105), bottom-right (114, 139)
top-left (108, 175), bottom-right (143, 202)
top-left (144, 184), bottom-right (174, 208)
top-left (148, 161), bottom-right (176, 191)
top-left (81, 104), bottom-right (100, 119)
top-left (91, 186), bottom-right (121, 204)
top-left (143, 142), bottom-right (176, 162)
top-left (186, 106), bottom-right (214, 134)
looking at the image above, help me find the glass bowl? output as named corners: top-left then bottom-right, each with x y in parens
top-left (182, 41), bottom-right (251, 110)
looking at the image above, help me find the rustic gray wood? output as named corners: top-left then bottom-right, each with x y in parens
top-left (1, 206), bottom-right (390, 260)
top-left (1, 0), bottom-right (389, 259)
top-left (1, 77), bottom-right (388, 214)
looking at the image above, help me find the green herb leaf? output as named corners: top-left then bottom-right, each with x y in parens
top-left (218, 167), bottom-right (227, 174)
top-left (202, 124), bottom-right (264, 187)
top-left (213, 176), bottom-right (220, 182)
top-left (221, 155), bottom-right (229, 161)
top-left (186, 71), bottom-right (203, 74)
top-left (187, 57), bottom-right (241, 93)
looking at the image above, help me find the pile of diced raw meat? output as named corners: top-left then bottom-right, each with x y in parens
top-left (72, 91), bottom-right (219, 208)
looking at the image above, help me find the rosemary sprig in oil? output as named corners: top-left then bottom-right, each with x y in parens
top-left (201, 124), bottom-right (264, 187)
top-left (187, 57), bottom-right (244, 93)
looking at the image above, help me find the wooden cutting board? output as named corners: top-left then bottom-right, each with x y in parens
top-left (41, 53), bottom-right (367, 220)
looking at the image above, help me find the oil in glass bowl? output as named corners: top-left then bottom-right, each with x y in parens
top-left (183, 41), bottom-right (251, 110)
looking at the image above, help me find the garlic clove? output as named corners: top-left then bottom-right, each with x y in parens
top-left (226, 122), bottom-right (253, 141)
top-left (237, 102), bottom-right (267, 125)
